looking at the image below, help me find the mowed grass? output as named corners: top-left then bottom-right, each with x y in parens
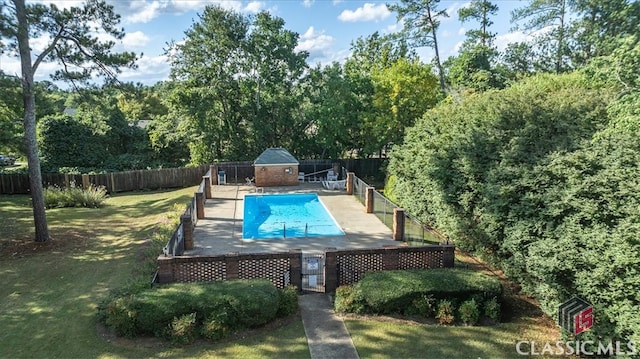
top-left (0, 188), bottom-right (309, 358)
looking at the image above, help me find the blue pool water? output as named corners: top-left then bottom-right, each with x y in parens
top-left (243, 193), bottom-right (345, 239)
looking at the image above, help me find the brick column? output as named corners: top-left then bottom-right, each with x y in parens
top-left (289, 249), bottom-right (302, 291)
top-left (324, 248), bottom-right (338, 293)
top-left (346, 172), bottom-right (354, 195)
top-left (442, 245), bottom-right (455, 268)
top-left (156, 256), bottom-right (174, 283)
top-left (393, 208), bottom-right (405, 241)
top-left (196, 191), bottom-right (205, 219)
top-left (225, 253), bottom-right (239, 280)
top-left (203, 176), bottom-right (212, 199)
top-left (365, 186), bottom-right (374, 213)
top-left (181, 214), bottom-right (193, 250)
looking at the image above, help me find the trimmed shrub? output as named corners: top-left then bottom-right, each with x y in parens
top-left (334, 285), bottom-right (366, 314)
top-left (436, 300), bottom-right (455, 325)
top-left (100, 279), bottom-right (285, 342)
top-left (334, 268), bottom-right (501, 316)
top-left (458, 299), bottom-right (480, 326)
top-left (277, 285), bottom-right (299, 317)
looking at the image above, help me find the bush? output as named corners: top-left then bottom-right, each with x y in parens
top-left (458, 299), bottom-right (480, 326)
top-left (334, 268), bottom-right (501, 316)
top-left (406, 294), bottom-right (436, 317)
top-left (99, 280), bottom-right (290, 342)
top-left (167, 313), bottom-right (197, 345)
top-left (436, 300), bottom-right (455, 325)
top-left (483, 297), bottom-right (501, 322)
top-left (43, 183), bottom-right (107, 208)
top-left (334, 285), bottom-right (366, 314)
top-left (276, 285), bottom-right (299, 317)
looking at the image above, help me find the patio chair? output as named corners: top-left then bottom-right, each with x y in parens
top-left (298, 172), bottom-right (305, 182)
top-left (327, 170), bottom-right (338, 181)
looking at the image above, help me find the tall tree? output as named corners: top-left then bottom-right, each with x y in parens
top-left (388, 0), bottom-right (449, 92)
top-left (167, 6), bottom-right (248, 162)
top-left (458, 0), bottom-right (499, 47)
top-left (511, 0), bottom-right (571, 73)
top-left (570, 0), bottom-right (640, 66)
top-left (0, 0), bottom-right (136, 242)
top-left (243, 12), bottom-right (309, 155)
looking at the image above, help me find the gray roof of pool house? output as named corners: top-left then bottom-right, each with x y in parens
top-left (254, 147), bottom-right (299, 166)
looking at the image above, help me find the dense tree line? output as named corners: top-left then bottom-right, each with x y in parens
top-left (386, 38), bottom-right (640, 345)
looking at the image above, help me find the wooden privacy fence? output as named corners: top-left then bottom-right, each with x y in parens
top-left (0, 159), bottom-right (385, 194)
top-left (0, 165), bottom-right (209, 194)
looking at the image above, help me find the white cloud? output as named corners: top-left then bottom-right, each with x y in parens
top-left (122, 31), bottom-right (150, 49)
top-left (119, 54), bottom-right (171, 85)
top-left (458, 27), bottom-right (466, 36)
top-left (296, 27), bottom-right (334, 53)
top-left (303, 0), bottom-right (314, 8)
top-left (338, 3), bottom-right (390, 22)
top-left (244, 1), bottom-right (266, 13)
top-left (494, 30), bottom-right (533, 51)
top-left (121, 0), bottom-right (244, 24)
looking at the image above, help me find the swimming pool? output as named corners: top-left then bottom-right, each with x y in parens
top-left (243, 193), bottom-right (345, 239)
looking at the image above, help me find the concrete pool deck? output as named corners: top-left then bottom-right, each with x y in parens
top-left (186, 183), bottom-right (397, 255)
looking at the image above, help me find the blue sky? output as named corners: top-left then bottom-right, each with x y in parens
top-left (1, 1), bottom-right (533, 86)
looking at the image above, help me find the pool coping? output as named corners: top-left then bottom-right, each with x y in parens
top-left (187, 183), bottom-right (397, 255)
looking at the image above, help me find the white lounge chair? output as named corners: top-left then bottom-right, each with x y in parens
top-left (298, 172), bottom-right (305, 182)
top-left (327, 170), bottom-right (338, 181)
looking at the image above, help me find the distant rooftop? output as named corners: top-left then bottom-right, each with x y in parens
top-left (254, 147), bottom-right (299, 166)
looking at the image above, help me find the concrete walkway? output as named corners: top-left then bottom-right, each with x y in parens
top-left (299, 294), bottom-right (359, 359)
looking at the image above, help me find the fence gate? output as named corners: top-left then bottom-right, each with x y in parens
top-left (301, 253), bottom-right (325, 292)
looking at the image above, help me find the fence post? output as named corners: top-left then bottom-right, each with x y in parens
top-left (346, 172), bottom-right (354, 195)
top-left (365, 186), bottom-right (374, 213)
top-left (196, 191), bottom-right (205, 219)
top-left (443, 245), bottom-right (455, 268)
top-left (324, 248), bottom-right (338, 293)
top-left (203, 176), bottom-right (212, 199)
top-left (81, 174), bottom-right (90, 189)
top-left (289, 249), bottom-right (302, 292)
top-left (393, 208), bottom-right (405, 241)
top-left (182, 214), bottom-right (193, 250)
top-left (212, 165), bottom-right (218, 185)
top-left (156, 256), bottom-right (174, 283)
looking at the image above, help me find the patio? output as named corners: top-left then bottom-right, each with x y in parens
top-left (186, 183), bottom-right (397, 255)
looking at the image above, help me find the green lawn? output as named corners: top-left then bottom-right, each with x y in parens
top-left (0, 188), bottom-right (309, 358)
top-left (0, 187), bottom-right (557, 358)
top-left (345, 316), bottom-right (557, 359)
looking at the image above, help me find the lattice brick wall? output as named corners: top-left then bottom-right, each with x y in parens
top-left (239, 257), bottom-right (292, 289)
top-left (174, 259), bottom-right (226, 282)
top-left (337, 252), bottom-right (384, 286)
top-left (398, 250), bottom-right (443, 269)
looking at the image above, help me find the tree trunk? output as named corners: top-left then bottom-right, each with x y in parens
top-left (14, 0), bottom-right (50, 242)
top-left (429, 9), bottom-right (446, 92)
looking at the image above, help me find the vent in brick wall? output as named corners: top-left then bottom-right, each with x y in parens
top-left (175, 260), bottom-right (227, 282)
top-left (398, 250), bottom-right (443, 269)
top-left (239, 257), bottom-right (292, 288)
top-left (337, 253), bottom-right (384, 286)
